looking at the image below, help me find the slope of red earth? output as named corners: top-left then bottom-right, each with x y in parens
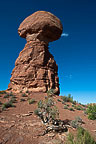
top-left (0, 91), bottom-right (96, 144)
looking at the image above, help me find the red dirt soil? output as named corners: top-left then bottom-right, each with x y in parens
top-left (0, 92), bottom-right (96, 144)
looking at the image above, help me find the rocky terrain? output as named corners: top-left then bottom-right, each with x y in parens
top-left (0, 91), bottom-right (96, 144)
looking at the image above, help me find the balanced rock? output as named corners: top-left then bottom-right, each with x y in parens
top-left (8, 11), bottom-right (63, 94)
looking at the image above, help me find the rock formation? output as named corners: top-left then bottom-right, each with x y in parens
top-left (8, 11), bottom-right (63, 94)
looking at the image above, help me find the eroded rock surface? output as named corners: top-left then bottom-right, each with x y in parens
top-left (8, 11), bottom-right (63, 94)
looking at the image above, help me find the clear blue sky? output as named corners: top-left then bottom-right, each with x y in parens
top-left (0, 0), bottom-right (96, 104)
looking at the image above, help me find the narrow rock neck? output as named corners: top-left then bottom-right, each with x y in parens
top-left (26, 33), bottom-right (49, 46)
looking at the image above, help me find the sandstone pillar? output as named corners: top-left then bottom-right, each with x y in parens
top-left (8, 11), bottom-right (63, 95)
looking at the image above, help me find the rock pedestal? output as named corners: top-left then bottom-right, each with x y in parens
top-left (8, 11), bottom-right (63, 94)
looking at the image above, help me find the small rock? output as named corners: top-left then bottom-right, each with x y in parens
top-left (21, 113), bottom-right (32, 117)
top-left (47, 133), bottom-right (55, 137)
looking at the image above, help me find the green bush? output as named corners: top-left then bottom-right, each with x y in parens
top-left (67, 94), bottom-right (73, 103)
top-left (69, 107), bottom-right (74, 111)
top-left (38, 100), bottom-right (43, 108)
top-left (61, 94), bottom-right (73, 103)
top-left (34, 108), bottom-right (41, 116)
top-left (0, 90), bottom-right (7, 94)
top-left (0, 101), bottom-right (2, 105)
top-left (10, 96), bottom-right (16, 103)
top-left (64, 105), bottom-right (68, 109)
top-left (49, 106), bottom-right (59, 120)
top-left (26, 90), bottom-right (29, 93)
top-left (47, 89), bottom-right (56, 97)
top-left (4, 94), bottom-right (9, 98)
top-left (4, 92), bottom-right (14, 98)
top-left (45, 97), bottom-right (54, 107)
top-left (35, 97), bottom-right (59, 122)
top-left (72, 104), bottom-right (75, 107)
top-left (22, 93), bottom-right (27, 97)
top-left (81, 104), bottom-right (86, 107)
top-left (20, 98), bottom-right (26, 102)
top-left (2, 101), bottom-right (15, 111)
top-left (70, 117), bottom-right (83, 129)
top-left (9, 92), bottom-right (13, 96)
top-left (67, 104), bottom-right (69, 107)
top-left (75, 116), bottom-right (83, 123)
top-left (62, 101), bottom-right (65, 104)
top-left (57, 99), bottom-right (62, 102)
top-left (28, 99), bottom-right (36, 104)
top-left (66, 127), bottom-right (96, 144)
top-left (61, 96), bottom-right (68, 102)
top-left (70, 119), bottom-right (79, 129)
top-left (72, 100), bottom-right (77, 105)
top-left (75, 105), bottom-right (83, 110)
top-left (86, 104), bottom-right (96, 120)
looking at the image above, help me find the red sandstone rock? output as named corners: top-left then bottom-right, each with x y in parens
top-left (8, 11), bottom-right (63, 94)
top-left (18, 11), bottom-right (62, 42)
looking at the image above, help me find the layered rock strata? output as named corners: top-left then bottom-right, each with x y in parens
top-left (8, 11), bottom-right (63, 94)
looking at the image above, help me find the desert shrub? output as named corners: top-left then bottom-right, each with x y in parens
top-left (10, 96), bottom-right (16, 103)
top-left (47, 89), bottom-right (56, 97)
top-left (49, 106), bottom-right (59, 120)
top-left (26, 90), bottom-right (29, 93)
top-left (61, 96), bottom-right (68, 102)
top-left (38, 100), bottom-right (43, 108)
top-left (67, 94), bottom-right (73, 103)
top-left (57, 99), bottom-right (62, 102)
top-left (9, 92), bottom-right (13, 96)
top-left (45, 97), bottom-right (54, 107)
top-left (72, 104), bottom-right (75, 107)
top-left (61, 94), bottom-right (73, 103)
top-left (0, 101), bottom-right (2, 105)
top-left (75, 105), bottom-right (83, 110)
top-left (86, 104), bottom-right (96, 120)
top-left (66, 133), bottom-right (74, 144)
top-left (82, 104), bottom-right (86, 107)
top-left (66, 127), bottom-right (96, 144)
top-left (79, 102), bottom-right (82, 105)
top-left (4, 94), bottom-right (9, 98)
top-left (34, 108), bottom-right (41, 116)
top-left (75, 116), bottom-right (83, 123)
top-left (22, 93), bottom-right (27, 97)
top-left (82, 107), bottom-right (86, 111)
top-left (20, 98), bottom-right (26, 102)
top-left (70, 116), bottom-right (83, 129)
top-left (67, 104), bottom-right (69, 107)
top-left (64, 105), bottom-right (68, 109)
top-left (0, 90), bottom-right (6, 94)
top-left (28, 99), bottom-right (36, 104)
top-left (70, 119), bottom-right (79, 129)
top-left (76, 127), bottom-right (96, 144)
top-left (62, 101), bottom-right (65, 104)
top-left (35, 97), bottom-right (59, 122)
top-left (2, 101), bottom-right (15, 111)
top-left (4, 92), bottom-right (14, 98)
top-left (69, 107), bottom-right (74, 111)
top-left (72, 100), bottom-right (77, 105)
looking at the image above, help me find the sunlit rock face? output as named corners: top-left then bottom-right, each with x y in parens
top-left (8, 11), bottom-right (63, 94)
